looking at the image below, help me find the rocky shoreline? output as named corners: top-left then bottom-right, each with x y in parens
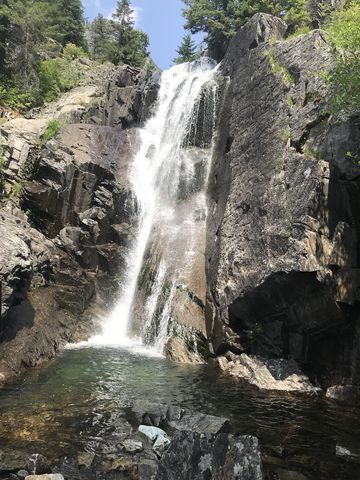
top-left (0, 404), bottom-right (263, 480)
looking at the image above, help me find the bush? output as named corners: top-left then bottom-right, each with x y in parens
top-left (63, 43), bottom-right (88, 60)
top-left (40, 120), bottom-right (61, 143)
top-left (326, 1), bottom-right (360, 114)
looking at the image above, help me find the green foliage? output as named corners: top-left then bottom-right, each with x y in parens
top-left (182, 0), bottom-right (312, 59)
top-left (62, 43), bottom-right (88, 60)
top-left (325, 1), bottom-right (360, 115)
top-left (40, 120), bottom-right (61, 144)
top-left (87, 1), bottom-right (149, 68)
top-left (267, 49), bottom-right (295, 86)
top-left (9, 180), bottom-right (23, 199)
top-left (173, 34), bottom-right (198, 64)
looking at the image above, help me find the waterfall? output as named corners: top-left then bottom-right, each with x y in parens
top-left (90, 59), bottom-right (219, 352)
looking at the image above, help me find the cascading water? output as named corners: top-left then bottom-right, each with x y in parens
top-left (90, 59), bottom-right (219, 352)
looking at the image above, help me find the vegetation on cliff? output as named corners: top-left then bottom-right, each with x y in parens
top-left (0, 0), bottom-right (149, 113)
top-left (325, 0), bottom-right (360, 115)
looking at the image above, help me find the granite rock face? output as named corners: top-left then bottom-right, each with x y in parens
top-left (206, 14), bottom-right (360, 389)
top-left (0, 63), bottom-right (160, 380)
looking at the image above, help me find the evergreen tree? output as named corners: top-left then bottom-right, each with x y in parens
top-left (45, 0), bottom-right (85, 48)
top-left (88, 14), bottom-right (113, 62)
top-left (182, 0), bottom-right (311, 60)
top-left (173, 34), bottom-right (198, 64)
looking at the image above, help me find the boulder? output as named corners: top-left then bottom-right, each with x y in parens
top-left (156, 432), bottom-right (263, 480)
top-left (215, 354), bottom-right (320, 394)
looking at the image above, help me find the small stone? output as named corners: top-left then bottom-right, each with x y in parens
top-left (25, 475), bottom-right (64, 480)
top-left (153, 435), bottom-right (171, 457)
top-left (104, 457), bottom-right (135, 473)
top-left (76, 452), bottom-right (95, 468)
top-left (336, 445), bottom-right (360, 463)
top-left (27, 454), bottom-right (51, 475)
top-left (17, 470), bottom-right (29, 479)
top-left (138, 425), bottom-right (167, 442)
top-left (121, 439), bottom-right (143, 454)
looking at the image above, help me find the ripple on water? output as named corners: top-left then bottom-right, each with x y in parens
top-left (0, 347), bottom-right (360, 480)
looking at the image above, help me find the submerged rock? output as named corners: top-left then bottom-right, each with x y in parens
top-left (326, 385), bottom-right (360, 406)
top-left (215, 354), bottom-right (319, 394)
top-left (25, 475), bottom-right (64, 480)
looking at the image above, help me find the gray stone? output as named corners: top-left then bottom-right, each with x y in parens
top-left (153, 435), bottom-right (171, 457)
top-left (121, 439), bottom-right (144, 454)
top-left (25, 475), bottom-right (64, 480)
top-left (169, 411), bottom-right (231, 435)
top-left (215, 354), bottom-right (319, 394)
top-left (156, 432), bottom-right (263, 480)
top-left (138, 425), bottom-right (167, 442)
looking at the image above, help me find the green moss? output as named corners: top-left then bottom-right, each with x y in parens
top-left (281, 125), bottom-right (291, 143)
top-left (303, 144), bottom-right (322, 160)
top-left (40, 120), bottom-right (61, 144)
top-left (267, 49), bottom-right (295, 87)
top-left (287, 96), bottom-right (295, 107)
top-left (286, 26), bottom-right (311, 41)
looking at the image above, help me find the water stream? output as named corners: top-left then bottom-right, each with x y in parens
top-left (90, 60), bottom-right (219, 352)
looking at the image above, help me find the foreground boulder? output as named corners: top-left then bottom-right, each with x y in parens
top-left (156, 432), bottom-right (263, 480)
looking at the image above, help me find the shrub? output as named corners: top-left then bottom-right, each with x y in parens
top-left (40, 120), bottom-right (61, 143)
top-left (325, 1), bottom-right (360, 114)
top-left (63, 43), bottom-right (88, 60)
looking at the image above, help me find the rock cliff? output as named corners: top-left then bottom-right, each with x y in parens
top-left (206, 14), bottom-right (360, 394)
top-left (0, 62), bottom-right (159, 380)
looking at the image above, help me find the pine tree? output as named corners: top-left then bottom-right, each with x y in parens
top-left (89, 14), bottom-right (113, 62)
top-left (45, 0), bottom-right (85, 48)
top-left (173, 34), bottom-right (198, 64)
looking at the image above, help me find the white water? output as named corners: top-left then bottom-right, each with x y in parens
top-left (89, 60), bottom-right (219, 351)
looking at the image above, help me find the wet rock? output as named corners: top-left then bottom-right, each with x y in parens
top-left (336, 445), bottom-right (360, 464)
top-left (17, 470), bottom-right (29, 479)
top-left (215, 354), bottom-right (319, 394)
top-left (326, 385), bottom-right (360, 406)
top-left (153, 435), bottom-right (171, 458)
top-left (168, 411), bottom-right (231, 435)
top-left (104, 456), bottom-right (137, 474)
top-left (156, 432), bottom-right (263, 480)
top-left (26, 454), bottom-right (51, 475)
top-left (76, 452), bottom-right (95, 468)
top-left (138, 459), bottom-right (158, 480)
top-left (131, 401), bottom-right (181, 427)
top-left (0, 450), bottom-right (27, 473)
top-left (121, 439), bottom-right (144, 454)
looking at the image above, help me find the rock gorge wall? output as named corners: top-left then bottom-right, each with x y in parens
top-left (1, 11), bottom-right (360, 400)
top-left (206, 14), bottom-right (360, 393)
top-left (0, 63), bottom-right (159, 380)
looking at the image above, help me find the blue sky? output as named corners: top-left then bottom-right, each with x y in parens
top-left (83, 0), bottom-right (204, 70)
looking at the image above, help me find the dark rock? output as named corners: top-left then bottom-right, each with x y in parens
top-left (206, 13), bottom-right (360, 387)
top-left (26, 455), bottom-right (51, 476)
top-left (156, 432), bottom-right (263, 480)
top-left (168, 410), bottom-right (231, 435)
top-left (326, 384), bottom-right (360, 406)
top-left (0, 451), bottom-right (27, 473)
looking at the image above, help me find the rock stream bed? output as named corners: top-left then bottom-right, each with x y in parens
top-left (0, 347), bottom-right (359, 479)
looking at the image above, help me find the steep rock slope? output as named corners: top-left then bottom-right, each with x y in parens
top-left (0, 63), bottom-right (159, 380)
top-left (206, 14), bottom-right (360, 392)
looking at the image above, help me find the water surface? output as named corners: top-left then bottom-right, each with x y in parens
top-left (0, 347), bottom-right (359, 479)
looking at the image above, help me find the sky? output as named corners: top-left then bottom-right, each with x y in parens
top-left (83, 0), bottom-right (204, 70)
